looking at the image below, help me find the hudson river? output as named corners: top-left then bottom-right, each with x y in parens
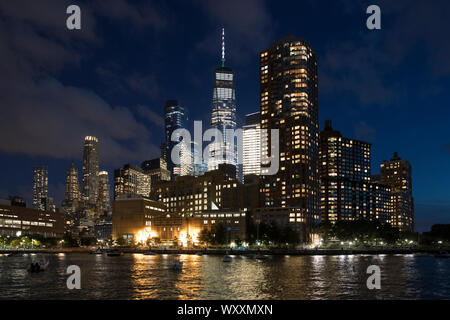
top-left (1, 253), bottom-right (449, 299)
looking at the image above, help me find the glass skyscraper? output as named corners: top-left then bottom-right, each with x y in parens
top-left (163, 100), bottom-right (185, 177)
top-left (208, 28), bottom-right (238, 176)
top-left (243, 112), bottom-right (261, 180)
top-left (33, 166), bottom-right (48, 210)
top-left (82, 136), bottom-right (99, 206)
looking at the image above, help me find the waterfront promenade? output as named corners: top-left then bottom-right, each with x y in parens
top-left (1, 247), bottom-right (448, 256)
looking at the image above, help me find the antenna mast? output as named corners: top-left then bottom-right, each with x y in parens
top-left (221, 28), bottom-right (225, 67)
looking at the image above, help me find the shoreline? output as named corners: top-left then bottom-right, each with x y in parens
top-left (1, 247), bottom-right (448, 256)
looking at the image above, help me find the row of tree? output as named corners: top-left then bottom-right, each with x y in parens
top-left (317, 220), bottom-right (417, 244)
top-left (197, 221), bottom-right (301, 247)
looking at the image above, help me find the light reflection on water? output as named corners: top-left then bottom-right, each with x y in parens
top-left (0, 253), bottom-right (449, 300)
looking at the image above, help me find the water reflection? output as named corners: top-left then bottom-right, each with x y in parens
top-left (0, 253), bottom-right (449, 299)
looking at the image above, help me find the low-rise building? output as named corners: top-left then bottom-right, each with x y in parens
top-left (0, 204), bottom-right (65, 238)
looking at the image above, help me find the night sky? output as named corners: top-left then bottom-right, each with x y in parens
top-left (0, 0), bottom-right (449, 232)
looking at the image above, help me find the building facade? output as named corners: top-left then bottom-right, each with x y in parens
top-left (32, 166), bottom-right (48, 210)
top-left (243, 112), bottom-right (261, 181)
top-left (208, 29), bottom-right (238, 177)
top-left (379, 152), bottom-right (414, 231)
top-left (141, 158), bottom-right (171, 189)
top-left (82, 136), bottom-right (99, 206)
top-left (319, 120), bottom-right (372, 222)
top-left (163, 100), bottom-right (185, 177)
top-left (97, 171), bottom-right (110, 215)
top-left (0, 204), bottom-right (65, 238)
top-left (114, 164), bottom-right (151, 200)
top-left (259, 36), bottom-right (320, 241)
top-left (65, 161), bottom-right (80, 202)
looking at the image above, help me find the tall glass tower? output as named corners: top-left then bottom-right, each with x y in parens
top-left (82, 136), bottom-right (99, 206)
top-left (208, 28), bottom-right (238, 175)
top-left (163, 100), bottom-right (185, 177)
top-left (33, 166), bottom-right (48, 210)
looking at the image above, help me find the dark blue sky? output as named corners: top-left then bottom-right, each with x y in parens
top-left (0, 0), bottom-right (449, 232)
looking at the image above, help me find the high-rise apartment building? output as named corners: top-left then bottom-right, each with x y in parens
top-left (319, 120), bottom-right (371, 222)
top-left (163, 100), bottom-right (185, 177)
top-left (258, 36), bottom-right (320, 241)
top-left (114, 164), bottom-right (151, 200)
top-left (33, 166), bottom-right (48, 210)
top-left (97, 171), bottom-right (110, 214)
top-left (208, 28), bottom-right (238, 175)
top-left (65, 161), bottom-right (80, 202)
top-left (141, 158), bottom-right (171, 189)
top-left (380, 152), bottom-right (414, 231)
top-left (82, 136), bottom-right (99, 206)
top-left (243, 112), bottom-right (261, 180)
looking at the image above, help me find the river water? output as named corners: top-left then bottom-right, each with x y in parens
top-left (0, 253), bottom-right (449, 299)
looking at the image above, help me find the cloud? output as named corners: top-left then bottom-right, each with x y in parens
top-left (92, 0), bottom-right (169, 31)
top-left (196, 0), bottom-right (274, 64)
top-left (354, 121), bottom-right (376, 142)
top-left (136, 105), bottom-right (164, 128)
top-left (320, 0), bottom-right (450, 106)
top-left (0, 0), bottom-right (162, 167)
top-left (96, 64), bottom-right (159, 98)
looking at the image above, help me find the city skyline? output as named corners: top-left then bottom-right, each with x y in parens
top-left (1, 0), bottom-right (450, 232)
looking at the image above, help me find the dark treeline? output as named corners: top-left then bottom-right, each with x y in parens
top-left (317, 220), bottom-right (418, 244)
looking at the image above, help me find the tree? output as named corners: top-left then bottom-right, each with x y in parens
top-left (212, 223), bottom-right (227, 245)
top-left (280, 225), bottom-right (300, 246)
top-left (199, 228), bottom-right (212, 246)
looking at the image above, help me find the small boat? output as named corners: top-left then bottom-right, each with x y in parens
top-left (107, 249), bottom-right (123, 257)
top-left (143, 251), bottom-right (156, 256)
top-left (255, 254), bottom-right (269, 260)
top-left (223, 255), bottom-right (232, 262)
top-left (28, 261), bottom-right (49, 273)
top-left (196, 252), bottom-right (204, 256)
top-left (169, 259), bottom-right (183, 271)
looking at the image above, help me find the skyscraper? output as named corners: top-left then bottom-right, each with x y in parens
top-left (163, 100), bottom-right (185, 177)
top-left (243, 112), bottom-right (261, 180)
top-left (141, 158), bottom-right (171, 189)
top-left (65, 161), bottom-right (80, 202)
top-left (208, 28), bottom-right (238, 175)
top-left (97, 171), bottom-right (110, 214)
top-left (33, 166), bottom-right (48, 210)
top-left (319, 120), bottom-right (372, 222)
top-left (380, 152), bottom-right (414, 231)
top-left (259, 36), bottom-right (320, 241)
top-left (114, 164), bottom-right (151, 200)
top-left (82, 136), bottom-right (99, 206)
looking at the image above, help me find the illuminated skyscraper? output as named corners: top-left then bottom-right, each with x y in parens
top-left (65, 161), bottom-right (80, 202)
top-left (97, 171), bottom-right (110, 214)
top-left (243, 112), bottom-right (261, 180)
top-left (258, 36), bottom-right (320, 241)
top-left (208, 28), bottom-right (238, 175)
top-left (114, 164), bottom-right (151, 200)
top-left (380, 152), bottom-right (414, 231)
top-left (82, 136), bottom-right (99, 206)
top-left (33, 166), bottom-right (48, 210)
top-left (141, 158), bottom-right (171, 189)
top-left (163, 100), bottom-right (185, 177)
top-left (319, 120), bottom-right (372, 222)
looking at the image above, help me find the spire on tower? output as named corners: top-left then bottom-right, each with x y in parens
top-left (221, 27), bottom-right (225, 67)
